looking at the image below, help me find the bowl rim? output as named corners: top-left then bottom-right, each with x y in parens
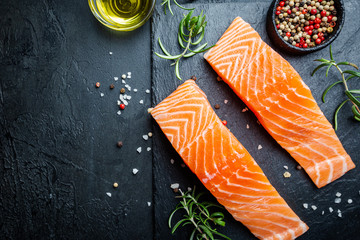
top-left (269, 0), bottom-right (345, 53)
top-left (88, 0), bottom-right (156, 31)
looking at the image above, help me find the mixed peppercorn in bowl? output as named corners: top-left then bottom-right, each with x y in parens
top-left (266, 0), bottom-right (344, 54)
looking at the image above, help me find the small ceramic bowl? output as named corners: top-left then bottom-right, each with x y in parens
top-left (88, 0), bottom-right (156, 31)
top-left (266, 0), bottom-right (345, 55)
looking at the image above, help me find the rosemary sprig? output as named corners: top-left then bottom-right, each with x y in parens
top-left (169, 187), bottom-right (231, 240)
top-left (161, 0), bottom-right (194, 15)
top-left (155, 10), bottom-right (214, 80)
top-left (312, 45), bottom-right (360, 130)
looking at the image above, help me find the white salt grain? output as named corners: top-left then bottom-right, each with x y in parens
top-left (187, 187), bottom-right (192, 191)
top-left (114, 77), bottom-right (119, 81)
top-left (122, 74), bottom-right (127, 79)
top-left (134, 89), bottom-right (138, 92)
top-left (147, 147), bottom-right (151, 151)
top-left (321, 211), bottom-right (325, 215)
top-left (303, 203), bottom-right (308, 209)
top-left (337, 209), bottom-right (342, 218)
top-left (100, 92), bottom-right (104, 97)
top-left (109, 52), bottom-right (113, 55)
top-left (284, 165), bottom-right (289, 170)
top-left (127, 76), bottom-right (131, 79)
top-left (143, 135), bottom-right (149, 140)
top-left (119, 95), bottom-right (129, 105)
top-left (335, 198), bottom-right (341, 204)
top-left (170, 183), bottom-right (179, 189)
top-left (117, 110), bottom-right (121, 115)
top-left (336, 192), bottom-right (342, 197)
top-left (117, 100), bottom-right (121, 105)
top-left (126, 95), bottom-right (132, 100)
top-left (311, 205), bottom-right (317, 210)
top-left (147, 202), bottom-right (151, 207)
top-left (258, 145), bottom-right (263, 150)
top-left (329, 207), bottom-right (333, 213)
top-left (122, 80), bottom-right (126, 84)
top-left (133, 168), bottom-right (139, 175)
top-left (125, 84), bottom-right (131, 91)
top-left (348, 199), bottom-right (353, 204)
top-left (224, 99), bottom-right (228, 104)
top-left (145, 89), bottom-right (150, 94)
top-left (127, 72), bottom-right (131, 75)
top-left (106, 192), bottom-right (112, 197)
top-left (170, 159), bottom-right (175, 164)
top-left (137, 147), bottom-right (142, 153)
top-left (246, 124), bottom-right (250, 129)
top-left (139, 100), bottom-right (144, 104)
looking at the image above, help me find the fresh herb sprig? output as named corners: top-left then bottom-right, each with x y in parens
top-left (155, 10), bottom-right (214, 80)
top-left (312, 45), bottom-right (360, 130)
top-left (169, 187), bottom-right (231, 240)
top-left (161, 0), bottom-right (194, 15)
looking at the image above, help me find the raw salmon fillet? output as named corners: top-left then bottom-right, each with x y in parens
top-left (204, 17), bottom-right (355, 188)
top-left (150, 80), bottom-right (308, 240)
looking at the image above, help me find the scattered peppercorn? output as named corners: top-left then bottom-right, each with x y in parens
top-left (113, 182), bottom-right (119, 188)
top-left (110, 84), bottom-right (115, 89)
top-left (120, 88), bottom-right (126, 94)
top-left (119, 104), bottom-right (125, 110)
top-left (95, 82), bottom-right (100, 88)
top-left (216, 76), bottom-right (222, 82)
top-left (117, 141), bottom-right (123, 148)
top-left (296, 165), bottom-right (302, 170)
top-left (214, 104), bottom-right (220, 109)
top-left (191, 75), bottom-right (197, 81)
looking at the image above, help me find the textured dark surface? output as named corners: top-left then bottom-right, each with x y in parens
top-left (152, 1), bottom-right (360, 240)
top-left (0, 0), bottom-right (152, 239)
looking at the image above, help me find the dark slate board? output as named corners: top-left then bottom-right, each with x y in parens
top-left (0, 0), bottom-right (153, 239)
top-left (152, 1), bottom-right (360, 239)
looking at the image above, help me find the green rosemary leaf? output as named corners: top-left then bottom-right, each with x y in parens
top-left (325, 63), bottom-right (333, 77)
top-left (355, 115), bottom-right (360, 121)
top-left (173, 0), bottom-right (195, 11)
top-left (314, 58), bottom-right (331, 63)
top-left (175, 61), bottom-right (181, 80)
top-left (329, 45), bottom-right (334, 61)
top-left (345, 91), bottom-right (360, 107)
top-left (211, 212), bottom-right (225, 219)
top-left (178, 33), bottom-right (186, 48)
top-left (191, 27), bottom-right (205, 45)
top-left (190, 228), bottom-right (197, 240)
top-left (349, 90), bottom-right (360, 94)
top-left (184, 11), bottom-right (192, 30)
top-left (190, 44), bottom-right (216, 54)
top-left (172, 218), bottom-right (189, 234)
top-left (334, 99), bottom-right (350, 131)
top-left (186, 43), bottom-right (208, 55)
top-left (167, 0), bottom-right (174, 15)
top-left (158, 38), bottom-right (171, 56)
top-left (322, 81), bottom-right (342, 103)
top-left (351, 105), bottom-right (360, 118)
top-left (337, 61), bottom-right (350, 66)
top-left (343, 70), bottom-right (360, 78)
top-left (311, 63), bottom-right (330, 76)
top-left (199, 225), bottom-right (214, 240)
top-left (155, 52), bottom-right (180, 60)
top-left (213, 218), bottom-right (226, 227)
top-left (169, 207), bottom-right (182, 228)
top-left (350, 63), bottom-right (359, 70)
top-left (213, 231), bottom-right (232, 240)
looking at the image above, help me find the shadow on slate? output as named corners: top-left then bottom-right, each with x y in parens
top-left (151, 1), bottom-right (360, 240)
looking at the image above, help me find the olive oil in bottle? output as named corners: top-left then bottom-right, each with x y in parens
top-left (89, 0), bottom-right (155, 31)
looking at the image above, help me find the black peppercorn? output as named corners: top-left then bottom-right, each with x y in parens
top-left (324, 33), bottom-right (328, 38)
top-left (290, 13), bottom-right (296, 18)
top-left (299, 2), bottom-right (304, 7)
top-left (291, 32), bottom-right (295, 36)
top-left (191, 75), bottom-right (197, 81)
top-left (306, 1), bottom-right (311, 5)
top-left (332, 10), bottom-right (337, 16)
top-left (313, 29), bottom-right (318, 34)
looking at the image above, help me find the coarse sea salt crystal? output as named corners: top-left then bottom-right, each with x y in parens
top-left (335, 198), bottom-right (341, 204)
top-left (337, 209), bottom-right (342, 218)
top-left (127, 72), bottom-right (131, 75)
top-left (258, 145), bottom-right (263, 150)
top-left (127, 76), bottom-right (131, 79)
top-left (122, 80), bottom-right (126, 84)
top-left (170, 183), bottom-right (179, 189)
top-left (133, 168), bottom-right (139, 175)
top-left (284, 166), bottom-right (288, 170)
top-left (143, 135), bottom-right (149, 140)
top-left (348, 199), bottom-right (353, 204)
top-left (329, 207), bottom-right (333, 213)
top-left (147, 147), bottom-right (151, 151)
top-left (114, 77), bottom-right (119, 81)
top-left (133, 89), bottom-right (138, 92)
top-left (139, 100), bottom-right (144, 104)
top-left (125, 84), bottom-right (131, 91)
top-left (170, 159), bottom-right (175, 164)
top-left (145, 89), bottom-right (150, 93)
top-left (188, 187), bottom-right (192, 191)
top-left (122, 74), bottom-right (126, 79)
top-left (100, 92), bottom-right (104, 97)
top-left (224, 99), bottom-right (228, 104)
top-left (303, 203), bottom-right (308, 209)
top-left (137, 147), bottom-right (142, 153)
top-left (126, 95), bottom-right (131, 100)
top-left (117, 100), bottom-right (121, 105)
top-left (311, 205), bottom-right (317, 210)
top-left (336, 192), bottom-right (342, 197)
top-left (321, 211), bottom-right (325, 215)
top-left (147, 202), bottom-right (151, 207)
top-left (117, 110), bottom-right (121, 115)
top-left (106, 192), bottom-right (112, 197)
top-left (119, 95), bottom-right (129, 105)
top-left (109, 51), bottom-right (113, 55)
top-left (246, 124), bottom-right (250, 129)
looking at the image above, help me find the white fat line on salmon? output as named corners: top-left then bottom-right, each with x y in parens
top-left (217, 180), bottom-right (277, 193)
top-left (151, 96), bottom-right (206, 115)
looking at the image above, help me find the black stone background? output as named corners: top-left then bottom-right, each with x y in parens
top-left (0, 0), bottom-right (359, 239)
top-left (152, 0), bottom-right (360, 240)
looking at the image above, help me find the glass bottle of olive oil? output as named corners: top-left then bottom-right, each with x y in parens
top-left (89, 0), bottom-right (155, 31)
